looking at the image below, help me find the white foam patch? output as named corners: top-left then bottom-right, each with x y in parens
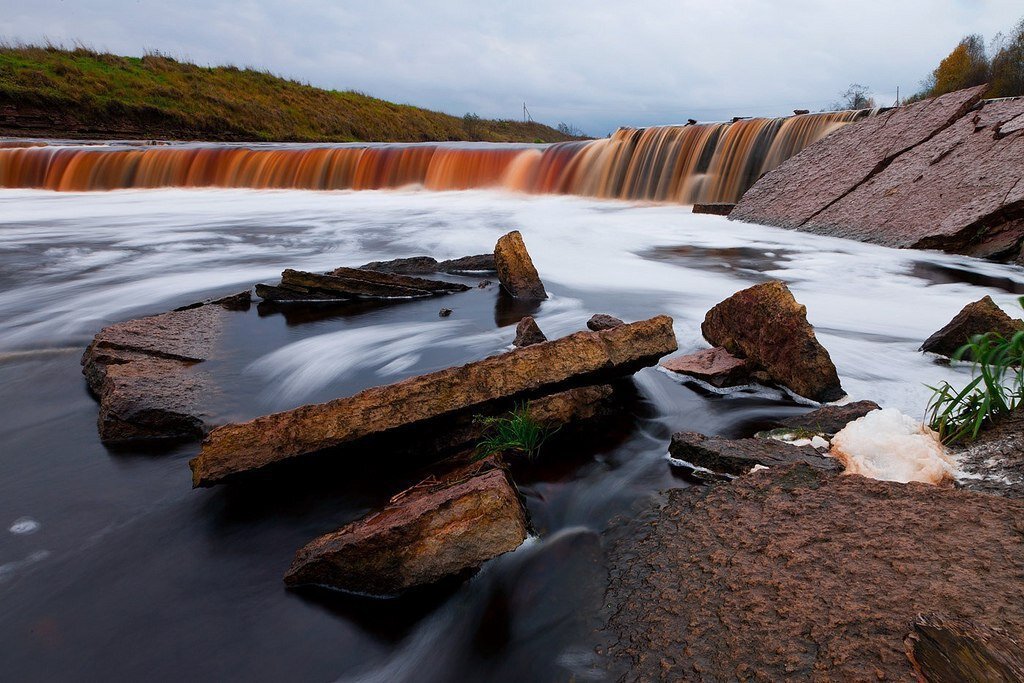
top-left (9, 517), bottom-right (40, 535)
top-left (830, 408), bottom-right (958, 484)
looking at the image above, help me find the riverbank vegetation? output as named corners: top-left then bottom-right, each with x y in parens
top-left (0, 43), bottom-right (576, 142)
top-left (912, 17), bottom-right (1024, 101)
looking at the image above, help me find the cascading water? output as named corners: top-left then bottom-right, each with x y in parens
top-left (0, 111), bottom-right (865, 203)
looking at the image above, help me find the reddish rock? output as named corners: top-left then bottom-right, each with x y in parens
top-left (284, 459), bottom-right (528, 596)
top-left (701, 281), bottom-right (844, 402)
top-left (602, 463), bottom-right (1024, 681)
top-left (669, 431), bottom-right (840, 477)
top-left (921, 295), bottom-right (1024, 358)
top-left (660, 347), bottom-right (750, 387)
top-left (774, 399), bottom-right (882, 434)
top-left (190, 316), bottom-right (677, 486)
top-left (494, 231), bottom-right (547, 300)
top-left (513, 316), bottom-right (547, 347)
top-left (692, 203), bottom-right (735, 216)
top-left (732, 87), bottom-right (1024, 262)
top-left (586, 314), bottom-right (624, 331)
top-left (906, 615), bottom-right (1024, 682)
top-left (256, 267), bottom-right (468, 302)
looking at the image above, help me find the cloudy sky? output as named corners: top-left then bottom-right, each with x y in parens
top-left (2, 1), bottom-right (1021, 135)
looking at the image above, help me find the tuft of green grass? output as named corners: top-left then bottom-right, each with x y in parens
top-left (474, 403), bottom-right (558, 460)
top-left (925, 297), bottom-right (1024, 444)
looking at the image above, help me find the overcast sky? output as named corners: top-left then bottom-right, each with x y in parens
top-left (2, 1), bottom-right (1021, 135)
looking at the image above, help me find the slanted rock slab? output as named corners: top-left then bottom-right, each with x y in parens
top-left (661, 347), bottom-right (750, 387)
top-left (669, 431), bottom-right (840, 477)
top-left (921, 295), bottom-right (1024, 358)
top-left (190, 315), bottom-right (677, 485)
top-left (774, 399), bottom-right (881, 435)
top-left (702, 280), bottom-right (844, 402)
top-left (513, 316), bottom-right (547, 347)
top-left (494, 230), bottom-right (546, 300)
top-left (284, 459), bottom-right (528, 596)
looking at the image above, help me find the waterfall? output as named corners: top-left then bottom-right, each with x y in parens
top-left (0, 111), bottom-right (866, 203)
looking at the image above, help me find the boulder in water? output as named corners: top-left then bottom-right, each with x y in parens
top-left (701, 281), bottom-right (844, 402)
top-left (284, 458), bottom-right (528, 596)
top-left (773, 400), bottom-right (882, 435)
top-left (357, 254), bottom-right (497, 275)
top-left (920, 295), bottom-right (1024, 359)
top-left (692, 203), bottom-right (735, 216)
top-left (512, 316), bottom-right (547, 347)
top-left (661, 347), bottom-right (750, 388)
top-left (494, 231), bottom-right (546, 300)
top-left (586, 314), bottom-right (625, 331)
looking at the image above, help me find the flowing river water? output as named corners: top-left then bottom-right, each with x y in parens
top-left (2, 185), bottom-right (1024, 681)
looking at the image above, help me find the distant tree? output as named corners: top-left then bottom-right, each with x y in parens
top-left (462, 112), bottom-right (481, 140)
top-left (833, 83), bottom-right (876, 110)
top-left (989, 18), bottom-right (1024, 98)
top-left (929, 34), bottom-right (990, 97)
top-left (556, 122), bottom-right (584, 137)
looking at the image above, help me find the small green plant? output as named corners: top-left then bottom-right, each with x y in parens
top-left (474, 402), bottom-right (558, 459)
top-left (926, 297), bottom-right (1024, 444)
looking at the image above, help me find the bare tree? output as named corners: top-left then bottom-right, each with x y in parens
top-left (833, 83), bottom-right (877, 111)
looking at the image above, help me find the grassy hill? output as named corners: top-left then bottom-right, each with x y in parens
top-left (0, 44), bottom-right (576, 143)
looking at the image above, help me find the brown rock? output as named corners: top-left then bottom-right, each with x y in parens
top-left (732, 87), bottom-right (1024, 262)
top-left (513, 316), bottom-right (547, 347)
top-left (602, 463), bottom-right (1024, 681)
top-left (702, 281), bottom-right (844, 402)
top-left (668, 431), bottom-right (840, 477)
top-left (774, 399), bottom-right (881, 434)
top-left (494, 231), bottom-right (546, 300)
top-left (586, 314), bottom-right (624, 331)
top-left (692, 203), bottom-right (735, 216)
top-left (438, 307), bottom-right (453, 317)
top-left (437, 254), bottom-right (496, 273)
top-left (256, 268), bottom-right (469, 302)
top-left (660, 347), bottom-right (750, 387)
top-left (357, 256), bottom-right (439, 274)
top-left (190, 315), bottom-right (677, 485)
top-left (921, 295), bottom-right (1024, 358)
top-left (284, 459), bottom-right (528, 596)
top-left (906, 615), bottom-right (1024, 683)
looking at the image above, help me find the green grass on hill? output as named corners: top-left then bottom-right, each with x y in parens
top-left (0, 43), bottom-right (576, 143)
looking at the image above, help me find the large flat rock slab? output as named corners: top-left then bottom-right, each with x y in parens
top-left (190, 315), bottom-right (677, 486)
top-left (256, 267), bottom-right (469, 302)
top-left (731, 87), bottom-right (1024, 261)
top-left (284, 459), bottom-right (528, 596)
top-left (602, 464), bottom-right (1024, 681)
top-left (669, 431), bottom-right (840, 477)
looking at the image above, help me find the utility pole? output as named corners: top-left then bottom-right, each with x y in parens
top-left (523, 102), bottom-right (533, 123)
top-left (896, 86), bottom-right (900, 107)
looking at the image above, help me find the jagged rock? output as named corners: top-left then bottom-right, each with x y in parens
top-left (284, 459), bottom-right (528, 596)
top-left (513, 316), bottom-right (547, 347)
top-left (494, 231), bottom-right (546, 300)
top-left (905, 615), bottom-right (1024, 682)
top-left (256, 268), bottom-right (469, 302)
top-left (661, 347), bottom-right (750, 388)
top-left (732, 87), bottom-right (1024, 262)
top-left (669, 431), bottom-right (841, 477)
top-left (190, 315), bottom-right (677, 485)
top-left (921, 295), bottom-right (1024, 358)
top-left (692, 203), bottom-right (735, 216)
top-left (602, 463), bottom-right (1024, 681)
top-left (438, 254), bottom-right (496, 273)
top-left (586, 314), bottom-right (625, 331)
top-left (702, 281), bottom-right (844, 402)
top-left (81, 301), bottom-right (237, 442)
top-left (773, 400), bottom-right (881, 435)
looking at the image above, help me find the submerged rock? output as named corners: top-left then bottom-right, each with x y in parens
top-left (256, 268), bottom-right (469, 302)
top-left (602, 463), bottom-right (1024, 681)
top-left (81, 300), bottom-right (239, 443)
top-left (669, 431), bottom-right (840, 478)
top-left (701, 280), bottom-right (844, 402)
top-left (494, 231), bottom-right (546, 300)
top-left (692, 203), bottom-right (735, 216)
top-left (906, 615), bottom-right (1024, 682)
top-left (284, 459), bottom-right (528, 596)
top-left (512, 316), bottom-right (547, 347)
top-left (773, 400), bottom-right (881, 435)
top-left (586, 314), bottom-right (624, 331)
top-left (920, 295), bottom-right (1024, 358)
top-left (190, 315), bottom-right (677, 485)
top-left (660, 347), bottom-right (750, 388)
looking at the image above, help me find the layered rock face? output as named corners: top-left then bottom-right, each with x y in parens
top-left (731, 86), bottom-right (1024, 261)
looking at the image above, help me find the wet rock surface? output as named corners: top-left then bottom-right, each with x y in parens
top-left (732, 87), bottom-right (1024, 261)
top-left (81, 300), bottom-right (243, 442)
top-left (256, 267), bottom-right (469, 302)
top-left (190, 316), bottom-right (678, 486)
top-left (701, 280), bottom-right (844, 402)
top-left (284, 459), bottom-right (528, 596)
top-left (954, 409), bottom-right (1024, 498)
top-left (669, 431), bottom-right (840, 477)
top-left (691, 203), bottom-right (735, 216)
top-left (906, 614), bottom-right (1024, 682)
top-left (601, 464), bottom-right (1024, 681)
top-left (586, 314), bottom-right (624, 331)
top-left (660, 347), bottom-right (750, 388)
top-left (773, 399), bottom-right (881, 434)
top-left (494, 231), bottom-right (546, 300)
top-left (358, 254), bottom-right (496, 275)
top-left (512, 316), bottom-right (547, 347)
top-left (921, 295), bottom-right (1024, 358)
